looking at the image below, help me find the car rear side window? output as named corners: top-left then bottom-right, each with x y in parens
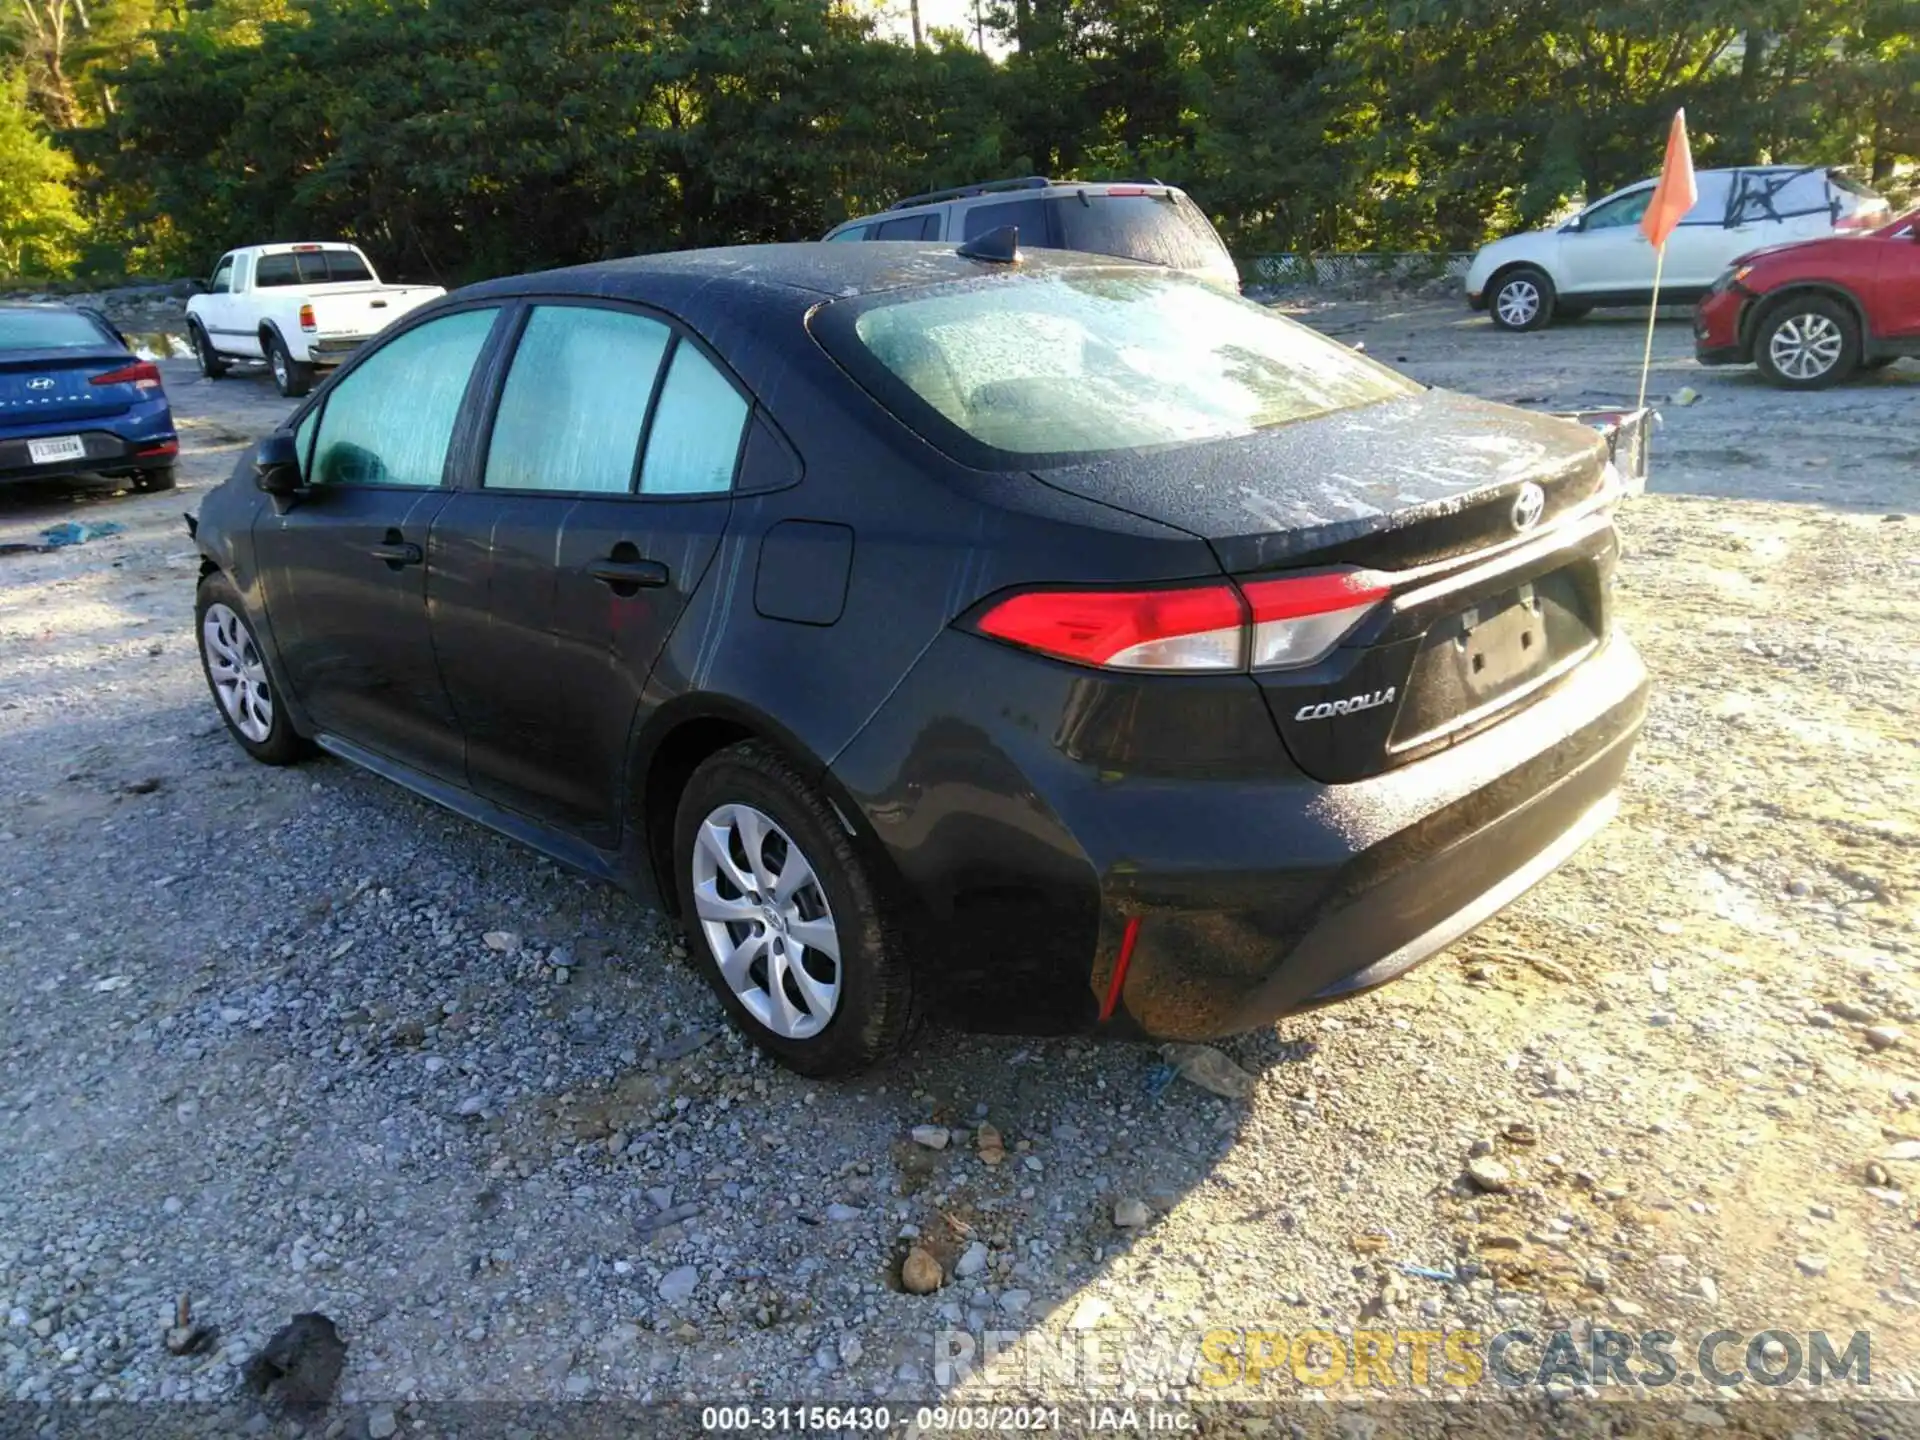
top-left (310, 307), bottom-right (498, 488)
top-left (254, 254), bottom-right (299, 287)
top-left (484, 306), bottom-right (671, 494)
top-left (639, 343), bottom-right (748, 495)
top-left (1050, 193), bottom-right (1233, 270)
top-left (874, 213), bottom-right (938, 240)
top-left (963, 197), bottom-right (1052, 244)
top-left (826, 271), bottom-right (1418, 465)
top-left (0, 309), bottom-right (113, 350)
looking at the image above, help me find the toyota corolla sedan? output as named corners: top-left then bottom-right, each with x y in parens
top-left (187, 240), bottom-right (1649, 1075)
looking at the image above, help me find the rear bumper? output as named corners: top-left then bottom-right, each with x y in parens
top-left (1100, 635), bottom-right (1645, 1038)
top-left (308, 336), bottom-right (367, 364)
top-left (0, 417), bottom-right (179, 485)
top-left (831, 624), bottom-right (1648, 1040)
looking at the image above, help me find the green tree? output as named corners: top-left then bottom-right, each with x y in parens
top-left (0, 65), bottom-right (86, 273)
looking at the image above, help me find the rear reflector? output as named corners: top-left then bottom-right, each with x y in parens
top-left (1099, 916), bottom-right (1142, 1022)
top-left (136, 440), bottom-right (179, 457)
top-left (90, 361), bottom-right (163, 390)
top-left (971, 568), bottom-right (1392, 673)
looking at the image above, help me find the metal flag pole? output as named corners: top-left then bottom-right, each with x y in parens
top-left (1636, 241), bottom-right (1667, 411)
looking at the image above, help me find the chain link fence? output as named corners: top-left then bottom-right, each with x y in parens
top-left (1246, 252), bottom-right (1474, 286)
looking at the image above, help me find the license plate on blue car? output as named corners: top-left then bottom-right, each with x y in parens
top-left (28, 435), bottom-right (85, 465)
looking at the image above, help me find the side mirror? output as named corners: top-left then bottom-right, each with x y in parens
top-left (253, 432), bottom-right (305, 496)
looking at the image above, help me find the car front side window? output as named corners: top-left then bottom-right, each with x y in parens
top-left (483, 305), bottom-right (672, 494)
top-left (209, 259), bottom-right (234, 294)
top-left (309, 308), bottom-right (498, 489)
top-left (1582, 190), bottom-right (1654, 231)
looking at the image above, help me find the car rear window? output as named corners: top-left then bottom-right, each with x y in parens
top-left (264, 249), bottom-right (376, 284)
top-left (0, 309), bottom-right (112, 351)
top-left (1050, 192), bottom-right (1233, 271)
top-left (817, 270), bottom-right (1419, 466)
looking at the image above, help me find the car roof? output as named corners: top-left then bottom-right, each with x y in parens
top-left (458, 241), bottom-right (1148, 307)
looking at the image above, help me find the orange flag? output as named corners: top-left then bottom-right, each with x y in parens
top-left (1639, 108), bottom-right (1698, 249)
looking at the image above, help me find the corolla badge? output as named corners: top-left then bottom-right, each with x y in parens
top-left (1510, 481), bottom-right (1546, 533)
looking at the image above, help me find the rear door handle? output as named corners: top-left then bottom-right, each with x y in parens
top-left (587, 559), bottom-right (669, 589)
top-left (369, 540), bottom-right (423, 566)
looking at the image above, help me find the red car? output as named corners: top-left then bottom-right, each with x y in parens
top-left (1695, 209), bottom-right (1920, 388)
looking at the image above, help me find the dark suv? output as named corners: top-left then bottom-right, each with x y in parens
top-left (824, 176), bottom-right (1240, 291)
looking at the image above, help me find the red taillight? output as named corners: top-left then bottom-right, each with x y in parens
top-left (299, 304), bottom-right (317, 331)
top-left (975, 583), bottom-right (1246, 671)
top-left (971, 568), bottom-right (1392, 673)
top-left (136, 440), bottom-right (179, 457)
top-left (90, 361), bottom-right (163, 391)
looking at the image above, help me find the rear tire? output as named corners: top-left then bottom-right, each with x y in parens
top-left (1754, 296), bottom-right (1859, 389)
top-left (195, 572), bottom-right (306, 766)
top-left (672, 741), bottom-right (913, 1076)
top-left (1489, 266), bottom-right (1555, 331)
top-left (132, 466), bottom-right (177, 493)
top-left (268, 333), bottom-right (315, 398)
top-left (191, 323), bottom-right (229, 380)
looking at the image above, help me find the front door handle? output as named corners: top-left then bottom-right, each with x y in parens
top-left (369, 539), bottom-right (423, 567)
top-left (587, 558), bottom-right (669, 589)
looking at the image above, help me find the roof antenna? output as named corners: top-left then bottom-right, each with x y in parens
top-left (956, 226), bottom-right (1022, 265)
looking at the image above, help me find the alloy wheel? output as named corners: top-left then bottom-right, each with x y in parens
top-left (1768, 313), bottom-right (1843, 382)
top-left (202, 602), bottom-right (274, 743)
top-left (1496, 279), bottom-right (1541, 328)
top-left (690, 802), bottom-right (841, 1039)
top-left (272, 348), bottom-right (289, 389)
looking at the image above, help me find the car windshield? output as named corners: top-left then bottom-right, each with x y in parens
top-left (825, 270), bottom-right (1418, 463)
top-left (0, 309), bottom-right (111, 351)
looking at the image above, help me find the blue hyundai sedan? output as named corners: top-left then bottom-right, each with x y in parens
top-left (0, 303), bottom-right (179, 493)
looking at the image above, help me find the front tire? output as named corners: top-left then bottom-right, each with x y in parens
top-left (195, 573), bottom-right (305, 766)
top-left (267, 333), bottom-right (315, 399)
top-left (673, 742), bottom-right (913, 1076)
top-left (1489, 266), bottom-right (1555, 331)
top-left (1755, 296), bottom-right (1859, 389)
top-left (191, 323), bottom-right (229, 380)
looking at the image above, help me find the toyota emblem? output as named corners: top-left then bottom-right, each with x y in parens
top-left (26, 377), bottom-right (55, 391)
top-left (1510, 482), bottom-right (1546, 533)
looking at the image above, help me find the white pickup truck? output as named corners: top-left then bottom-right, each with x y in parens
top-left (184, 243), bottom-right (446, 397)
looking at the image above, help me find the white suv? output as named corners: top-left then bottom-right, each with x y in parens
top-left (1466, 166), bottom-right (1889, 330)
top-left (824, 176), bottom-right (1240, 291)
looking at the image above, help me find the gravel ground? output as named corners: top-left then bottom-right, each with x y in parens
top-left (1, 303), bottom-right (1916, 1428)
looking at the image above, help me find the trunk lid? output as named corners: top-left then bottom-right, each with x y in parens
top-left (1030, 388), bottom-right (1611, 571)
top-left (0, 346), bottom-right (143, 425)
top-left (1033, 389), bottom-right (1624, 783)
